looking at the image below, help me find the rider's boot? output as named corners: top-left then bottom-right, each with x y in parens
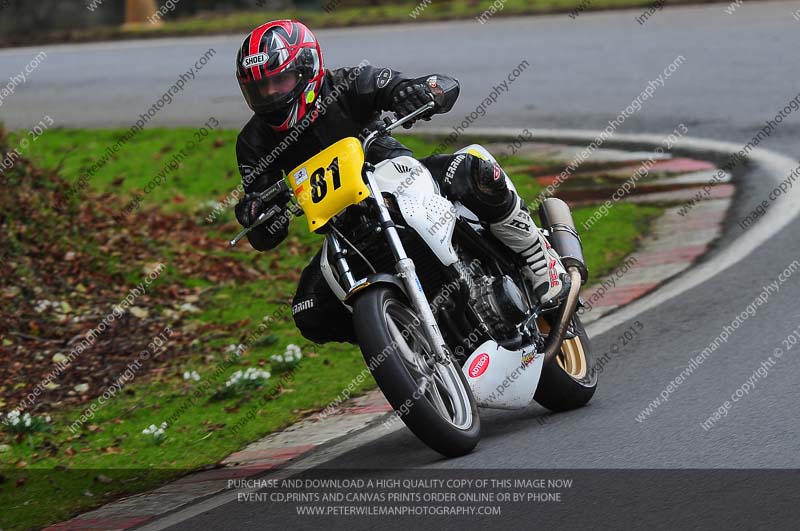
top-left (488, 196), bottom-right (569, 306)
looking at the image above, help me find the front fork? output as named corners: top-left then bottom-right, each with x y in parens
top-left (329, 169), bottom-right (451, 364)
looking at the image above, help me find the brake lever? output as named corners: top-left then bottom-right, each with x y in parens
top-left (229, 204), bottom-right (282, 248)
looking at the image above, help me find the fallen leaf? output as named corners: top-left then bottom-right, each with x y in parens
top-left (179, 303), bottom-right (201, 314)
top-left (142, 262), bottom-right (163, 276)
top-left (129, 306), bottom-right (149, 319)
top-left (2, 286), bottom-right (21, 298)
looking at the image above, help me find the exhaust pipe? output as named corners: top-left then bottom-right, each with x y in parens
top-left (538, 198), bottom-right (587, 366)
top-left (542, 267), bottom-right (583, 367)
top-left (538, 198), bottom-right (588, 283)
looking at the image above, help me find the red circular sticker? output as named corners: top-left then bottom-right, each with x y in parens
top-left (468, 353), bottom-right (490, 378)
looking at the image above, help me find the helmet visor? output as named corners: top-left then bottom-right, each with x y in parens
top-left (240, 70), bottom-right (303, 115)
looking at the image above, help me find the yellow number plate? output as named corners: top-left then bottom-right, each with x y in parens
top-left (287, 137), bottom-right (369, 232)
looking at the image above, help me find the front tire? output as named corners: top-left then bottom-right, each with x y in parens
top-left (534, 315), bottom-right (597, 411)
top-left (353, 286), bottom-right (480, 457)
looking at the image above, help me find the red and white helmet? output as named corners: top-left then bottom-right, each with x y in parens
top-left (236, 20), bottom-right (324, 131)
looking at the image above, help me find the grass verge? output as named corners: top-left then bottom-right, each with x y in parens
top-left (0, 125), bottom-right (660, 530)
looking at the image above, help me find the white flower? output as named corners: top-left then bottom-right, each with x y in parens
top-left (45, 416), bottom-right (51, 423)
top-left (225, 344), bottom-right (244, 356)
top-left (225, 368), bottom-right (270, 387)
top-left (286, 344), bottom-right (302, 359)
top-left (143, 421), bottom-right (168, 439)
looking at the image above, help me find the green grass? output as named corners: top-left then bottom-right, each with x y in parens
top-left (1, 125), bottom-right (659, 530)
top-left (8, 127), bottom-right (239, 210)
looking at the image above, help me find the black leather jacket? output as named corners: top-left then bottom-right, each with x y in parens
top-left (236, 65), bottom-right (421, 250)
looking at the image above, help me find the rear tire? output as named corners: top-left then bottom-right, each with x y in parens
top-left (534, 315), bottom-right (597, 411)
top-left (353, 286), bottom-right (480, 457)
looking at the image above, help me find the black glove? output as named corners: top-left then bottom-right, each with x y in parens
top-left (235, 192), bottom-right (267, 228)
top-left (390, 82), bottom-right (435, 128)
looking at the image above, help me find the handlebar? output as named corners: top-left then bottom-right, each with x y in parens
top-left (362, 101), bottom-right (436, 154)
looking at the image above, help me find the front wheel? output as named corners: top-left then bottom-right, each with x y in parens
top-left (352, 286), bottom-right (480, 457)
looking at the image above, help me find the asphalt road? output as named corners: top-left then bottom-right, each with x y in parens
top-left (3, 1), bottom-right (800, 528)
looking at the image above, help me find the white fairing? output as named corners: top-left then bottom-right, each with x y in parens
top-left (369, 148), bottom-right (545, 409)
top-left (461, 340), bottom-right (545, 409)
top-left (372, 156), bottom-right (458, 266)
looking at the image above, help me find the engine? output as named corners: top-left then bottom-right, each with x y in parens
top-left (471, 275), bottom-right (530, 341)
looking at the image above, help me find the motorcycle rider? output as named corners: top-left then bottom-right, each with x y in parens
top-left (233, 20), bottom-right (568, 344)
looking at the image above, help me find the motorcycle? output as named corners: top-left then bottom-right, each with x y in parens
top-left (230, 88), bottom-right (597, 457)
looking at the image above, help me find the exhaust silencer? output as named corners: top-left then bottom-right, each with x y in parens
top-left (538, 198), bottom-right (588, 283)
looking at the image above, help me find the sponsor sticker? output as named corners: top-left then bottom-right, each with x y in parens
top-left (293, 167), bottom-right (309, 185)
top-left (376, 68), bottom-right (392, 89)
top-left (291, 299), bottom-right (315, 315)
top-left (242, 53), bottom-right (268, 69)
top-left (239, 164), bottom-right (256, 180)
top-left (444, 154), bottom-right (466, 185)
top-left (521, 351), bottom-right (539, 367)
top-left (549, 259), bottom-right (559, 287)
top-left (468, 353), bottom-right (491, 378)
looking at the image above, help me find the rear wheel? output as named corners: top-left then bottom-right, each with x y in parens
top-left (534, 315), bottom-right (597, 411)
top-left (353, 286), bottom-right (480, 457)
